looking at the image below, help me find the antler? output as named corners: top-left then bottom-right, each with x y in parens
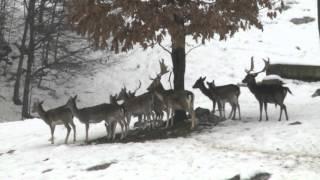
top-left (245, 56), bottom-right (255, 74)
top-left (255, 58), bottom-right (270, 74)
top-left (245, 57), bottom-right (270, 75)
top-left (132, 80), bottom-right (142, 95)
top-left (158, 58), bottom-right (169, 77)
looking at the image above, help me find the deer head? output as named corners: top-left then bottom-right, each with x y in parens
top-left (206, 80), bottom-right (215, 89)
top-left (109, 94), bottom-right (119, 105)
top-left (118, 81), bottom-right (141, 100)
top-left (192, 76), bottom-right (206, 89)
top-left (242, 57), bottom-right (270, 84)
top-left (32, 100), bottom-right (44, 113)
top-left (66, 95), bottom-right (78, 109)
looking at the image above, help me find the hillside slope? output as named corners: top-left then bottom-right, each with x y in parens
top-left (0, 0), bottom-right (320, 179)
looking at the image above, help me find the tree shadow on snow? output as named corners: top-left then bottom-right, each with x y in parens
top-left (86, 109), bottom-right (222, 145)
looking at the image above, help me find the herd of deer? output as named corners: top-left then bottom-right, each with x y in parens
top-left (32, 57), bottom-right (293, 144)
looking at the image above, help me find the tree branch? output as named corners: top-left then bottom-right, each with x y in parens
top-left (158, 42), bottom-right (171, 55)
top-left (186, 44), bottom-right (202, 55)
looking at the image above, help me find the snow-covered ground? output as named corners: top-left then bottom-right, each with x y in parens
top-left (1, 0), bottom-right (320, 179)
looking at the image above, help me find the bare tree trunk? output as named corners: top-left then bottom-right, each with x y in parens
top-left (171, 32), bottom-right (187, 123)
top-left (22, 0), bottom-right (36, 119)
top-left (13, 20), bottom-right (29, 105)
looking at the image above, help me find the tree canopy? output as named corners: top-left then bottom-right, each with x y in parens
top-left (67, 0), bottom-right (281, 53)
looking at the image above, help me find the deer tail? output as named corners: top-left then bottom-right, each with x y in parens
top-left (285, 87), bottom-right (293, 95)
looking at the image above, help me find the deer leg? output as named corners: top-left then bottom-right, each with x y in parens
top-left (231, 103), bottom-right (237, 120)
top-left (105, 122), bottom-right (110, 139)
top-left (111, 122), bottom-right (117, 140)
top-left (237, 103), bottom-right (241, 120)
top-left (190, 109), bottom-right (196, 130)
top-left (228, 103), bottom-right (233, 119)
top-left (217, 101), bottom-right (223, 119)
top-left (222, 102), bottom-right (226, 119)
top-left (259, 101), bottom-right (263, 121)
top-left (85, 123), bottom-right (89, 143)
top-left (104, 122), bottom-right (109, 136)
top-left (283, 104), bottom-right (289, 121)
top-left (50, 125), bottom-right (55, 144)
top-left (279, 105), bottom-right (283, 121)
top-left (118, 120), bottom-right (125, 140)
top-left (165, 108), bottom-right (170, 128)
top-left (264, 102), bottom-right (268, 121)
top-left (70, 121), bottom-right (76, 143)
top-left (123, 118), bottom-right (128, 137)
top-left (64, 123), bottom-right (71, 144)
top-left (125, 114), bottom-right (131, 130)
top-left (110, 121), bottom-right (117, 140)
top-left (171, 110), bottom-right (175, 127)
top-left (212, 100), bottom-right (216, 115)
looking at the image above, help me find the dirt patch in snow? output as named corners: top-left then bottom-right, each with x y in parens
top-left (42, 168), bottom-right (53, 174)
top-left (290, 16), bottom-right (315, 25)
top-left (88, 113), bottom-right (221, 145)
top-left (288, 121), bottom-right (302, 125)
top-left (86, 162), bottom-right (116, 171)
top-left (228, 172), bottom-right (271, 180)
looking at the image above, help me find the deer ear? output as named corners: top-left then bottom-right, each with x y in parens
top-left (73, 95), bottom-right (78, 100)
top-left (203, 76), bottom-right (206, 81)
top-left (39, 101), bottom-right (44, 105)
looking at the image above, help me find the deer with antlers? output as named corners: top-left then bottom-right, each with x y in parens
top-left (147, 59), bottom-right (197, 129)
top-left (243, 57), bottom-right (292, 121)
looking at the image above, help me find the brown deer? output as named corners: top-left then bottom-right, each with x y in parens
top-left (118, 81), bottom-right (165, 129)
top-left (242, 57), bottom-right (292, 121)
top-left (147, 60), bottom-right (197, 129)
top-left (32, 101), bottom-right (76, 144)
top-left (193, 77), bottom-right (241, 120)
top-left (65, 95), bottom-right (126, 142)
top-left (192, 77), bottom-right (217, 115)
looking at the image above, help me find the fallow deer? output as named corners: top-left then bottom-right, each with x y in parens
top-left (193, 77), bottom-right (241, 120)
top-left (147, 60), bottom-right (197, 129)
top-left (65, 95), bottom-right (126, 142)
top-left (32, 101), bottom-right (76, 144)
top-left (242, 57), bottom-right (292, 121)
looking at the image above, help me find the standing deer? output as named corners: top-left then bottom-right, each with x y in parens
top-left (147, 60), bottom-right (197, 129)
top-left (117, 81), bottom-right (164, 129)
top-left (65, 95), bottom-right (126, 142)
top-left (192, 77), bottom-right (217, 114)
top-left (117, 81), bottom-right (146, 128)
top-left (242, 57), bottom-right (292, 121)
top-left (32, 101), bottom-right (76, 144)
top-left (193, 77), bottom-right (241, 120)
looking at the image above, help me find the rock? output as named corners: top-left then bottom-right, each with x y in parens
top-left (290, 16), bottom-right (315, 25)
top-left (7, 150), bottom-right (15, 154)
top-left (250, 172), bottom-right (271, 180)
top-left (288, 121), bottom-right (302, 126)
top-left (86, 162), bottom-right (115, 171)
top-left (42, 168), bottom-right (53, 174)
